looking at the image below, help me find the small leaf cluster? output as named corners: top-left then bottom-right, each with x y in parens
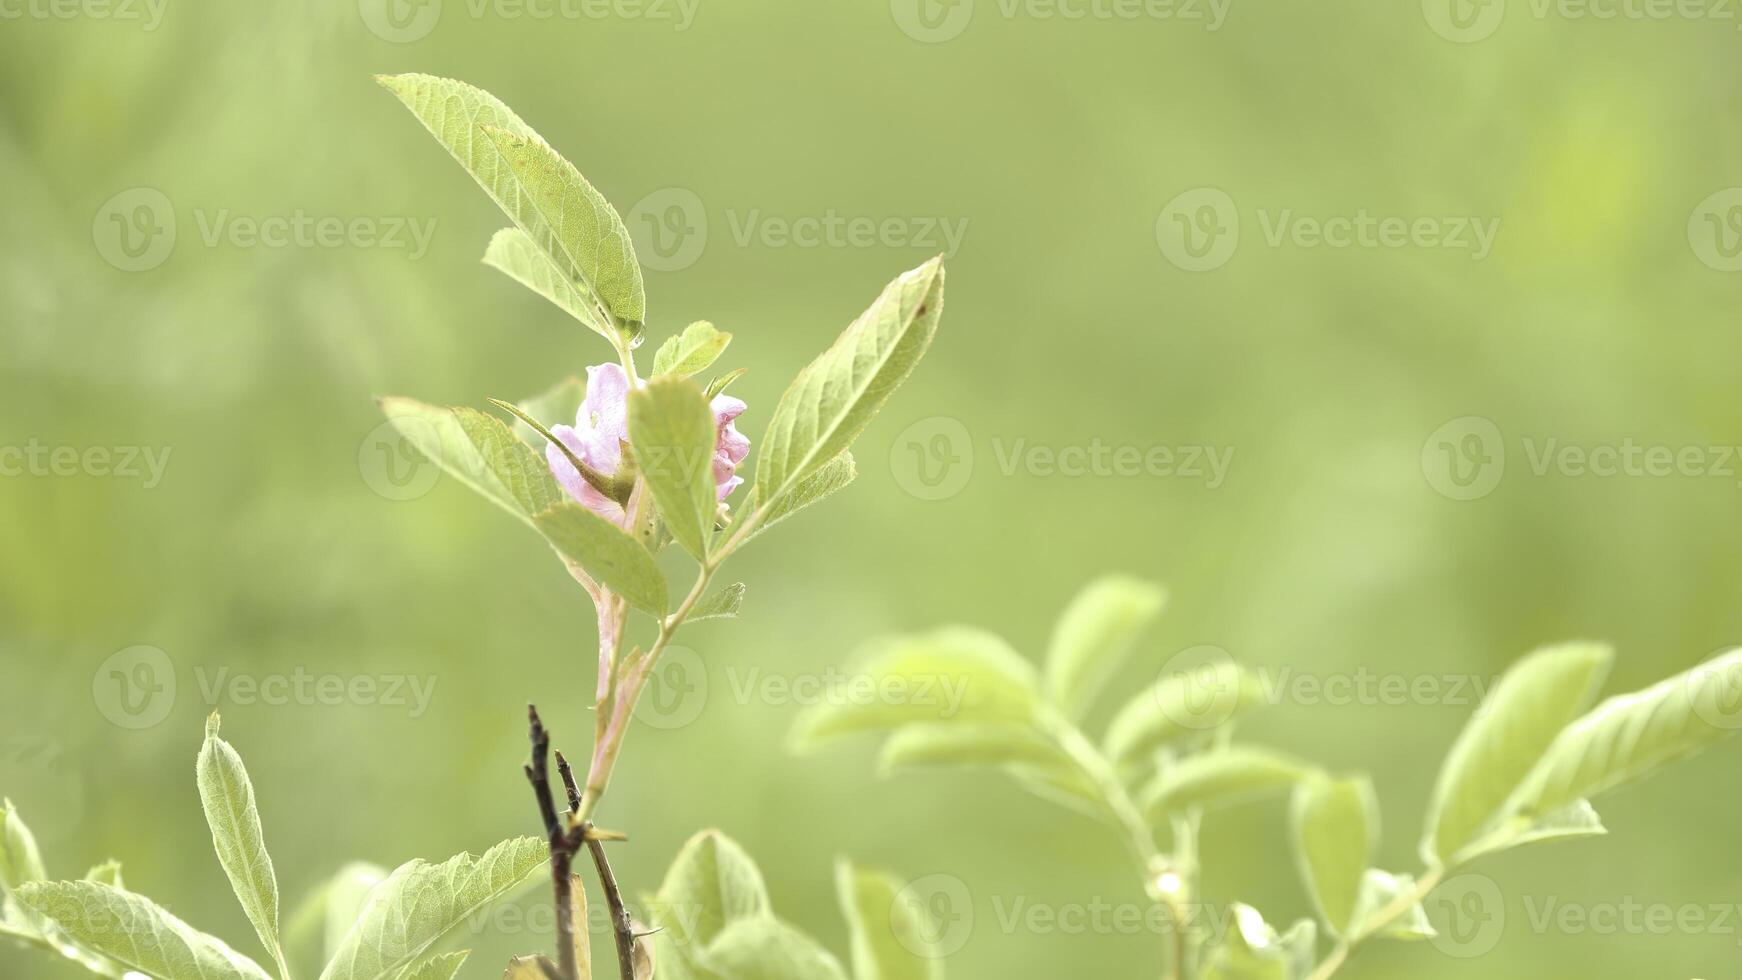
top-left (0, 715), bottom-right (543, 980)
top-left (796, 575), bottom-right (1742, 979)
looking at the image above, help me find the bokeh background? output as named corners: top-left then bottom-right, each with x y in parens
top-left (5, 1), bottom-right (1742, 976)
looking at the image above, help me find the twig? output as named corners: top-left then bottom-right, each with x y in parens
top-left (582, 831), bottom-right (639, 980)
top-left (524, 706), bottom-right (582, 980)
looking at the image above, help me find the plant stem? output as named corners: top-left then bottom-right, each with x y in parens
top-left (524, 706), bottom-right (583, 980)
top-left (582, 833), bottom-right (638, 980)
top-left (1305, 866), bottom-right (1445, 980)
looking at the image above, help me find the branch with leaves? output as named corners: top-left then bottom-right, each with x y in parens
top-left (797, 576), bottom-right (1742, 979)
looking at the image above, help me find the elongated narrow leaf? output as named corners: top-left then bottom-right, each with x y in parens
top-left (401, 950), bottom-right (470, 980)
top-left (1502, 649), bottom-right (1742, 821)
top-left (17, 881), bottom-right (273, 980)
top-left (536, 502), bottom-right (669, 614)
top-left (1419, 642), bottom-right (1612, 866)
top-left (789, 628), bottom-right (1041, 747)
top-left (876, 724), bottom-right (1070, 777)
top-left (690, 583), bottom-right (746, 623)
top-left (1142, 747), bottom-right (1308, 820)
top-left (511, 376), bottom-right (586, 450)
top-left (569, 873), bottom-right (592, 980)
top-left (836, 862), bottom-right (940, 980)
top-left (653, 322), bottom-right (732, 378)
top-left (743, 453), bottom-right (856, 544)
top-left (705, 918), bottom-right (849, 980)
top-left (629, 376), bottom-right (719, 560)
top-left (1045, 576), bottom-right (1167, 720)
top-left (377, 73), bottom-right (641, 341)
top-left (482, 125), bottom-right (645, 331)
top-left (705, 368), bottom-right (747, 400)
top-left (756, 259), bottom-right (944, 506)
top-left (1291, 775), bottom-right (1376, 935)
top-left (1102, 662), bottom-right (1268, 770)
top-left (483, 228), bottom-right (611, 341)
top-left (318, 836), bottom-right (546, 980)
top-left (379, 397), bottom-right (562, 527)
top-left (196, 714), bottom-right (284, 972)
top-left (0, 799), bottom-right (46, 888)
top-left (1350, 870), bottom-right (1433, 940)
top-left (649, 830), bottom-right (770, 964)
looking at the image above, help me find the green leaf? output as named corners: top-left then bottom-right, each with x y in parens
top-left (82, 862), bottom-right (123, 889)
top-left (654, 322), bottom-right (733, 378)
top-left (756, 258), bottom-right (944, 508)
top-left (690, 583), bottom-right (747, 623)
top-left (317, 836), bottom-right (547, 980)
top-left (629, 375), bottom-right (720, 561)
top-left (705, 918), bottom-right (849, 980)
top-left (535, 501), bottom-right (669, 614)
top-left (400, 951), bottom-right (470, 980)
top-left (379, 397), bottom-right (562, 528)
top-left (1420, 642), bottom-right (1611, 867)
top-left (1501, 648), bottom-right (1742, 822)
top-left (481, 124), bottom-right (645, 332)
top-left (876, 724), bottom-right (1070, 777)
top-left (0, 799), bottom-right (46, 889)
top-left (377, 73), bottom-right (643, 341)
top-left (1452, 797), bottom-right (1607, 865)
top-left (1290, 775), bottom-right (1376, 936)
top-left (1102, 662), bottom-right (1268, 771)
top-left (1044, 576), bottom-right (1167, 720)
top-left (789, 628), bottom-right (1041, 747)
top-left (279, 861), bottom-right (387, 965)
top-left (17, 880), bottom-right (273, 980)
top-left (705, 368), bottom-right (748, 400)
top-left (649, 830), bottom-right (770, 968)
top-left (835, 862), bottom-right (940, 980)
top-left (743, 453), bottom-right (856, 544)
top-left (1142, 747), bottom-right (1308, 820)
top-left (196, 713), bottom-right (285, 974)
top-left (1350, 870), bottom-right (1434, 940)
top-left (1200, 906), bottom-right (1315, 980)
top-left (483, 228), bottom-right (614, 344)
top-left (510, 376), bottom-right (586, 449)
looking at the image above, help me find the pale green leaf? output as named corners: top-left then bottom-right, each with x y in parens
top-left (1502, 648), bottom-right (1742, 821)
top-left (876, 724), bottom-right (1070, 777)
top-left (379, 397), bottom-right (562, 528)
top-left (1420, 642), bottom-right (1611, 867)
top-left (483, 228), bottom-right (612, 342)
top-left (1452, 798), bottom-right (1607, 865)
top-left (704, 918), bottom-right (849, 980)
top-left (649, 830), bottom-right (770, 971)
top-left (0, 798), bottom-right (46, 889)
top-left (629, 375), bottom-right (719, 561)
top-left (705, 368), bottom-right (748, 400)
top-left (742, 453), bottom-right (856, 544)
top-left (535, 501), bottom-right (669, 614)
top-left (377, 73), bottom-right (642, 341)
top-left (756, 258), bottom-right (944, 507)
top-left (654, 322), bottom-right (732, 378)
top-left (317, 836), bottom-right (547, 980)
top-left (690, 583), bottom-right (747, 623)
top-left (83, 862), bottom-right (123, 889)
top-left (510, 376), bottom-right (586, 449)
top-left (1350, 870), bottom-right (1434, 940)
top-left (481, 124), bottom-right (645, 331)
top-left (400, 950), bottom-right (470, 980)
top-left (1290, 775), bottom-right (1376, 936)
top-left (1044, 576), bottom-right (1167, 720)
top-left (1142, 747), bottom-right (1308, 820)
top-left (1200, 906), bottom-right (1315, 980)
top-left (17, 880), bottom-right (273, 980)
top-left (835, 862), bottom-right (940, 980)
top-left (196, 713), bottom-right (284, 972)
top-left (1102, 663), bottom-right (1268, 770)
top-left (790, 628), bottom-right (1041, 747)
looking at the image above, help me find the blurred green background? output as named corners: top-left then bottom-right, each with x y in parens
top-left (5, 1), bottom-right (1742, 977)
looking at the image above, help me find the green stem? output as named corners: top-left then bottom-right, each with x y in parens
top-left (1305, 866), bottom-right (1445, 980)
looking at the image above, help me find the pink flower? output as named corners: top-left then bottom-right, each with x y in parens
top-left (546, 364), bottom-right (750, 525)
